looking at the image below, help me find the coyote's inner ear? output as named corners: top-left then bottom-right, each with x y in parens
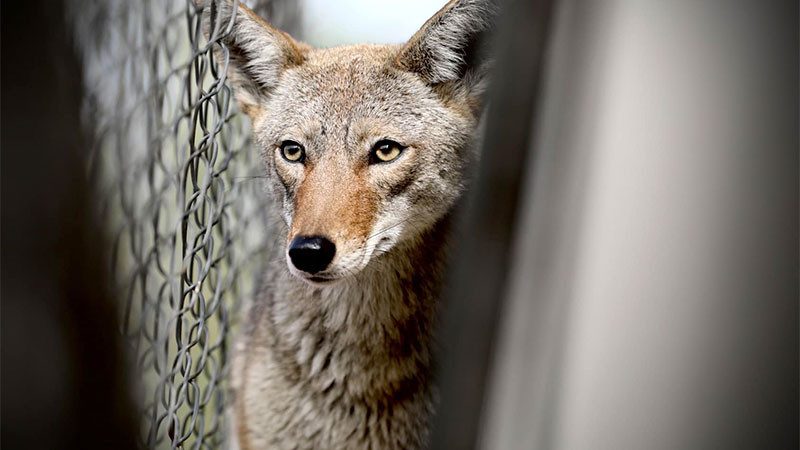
top-left (395, 0), bottom-right (495, 100)
top-left (201, 0), bottom-right (307, 118)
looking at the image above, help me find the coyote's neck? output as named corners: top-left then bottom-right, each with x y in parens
top-left (263, 217), bottom-right (451, 401)
top-left (234, 216), bottom-right (453, 448)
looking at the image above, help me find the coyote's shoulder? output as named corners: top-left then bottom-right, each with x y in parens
top-left (200, 1), bottom-right (494, 448)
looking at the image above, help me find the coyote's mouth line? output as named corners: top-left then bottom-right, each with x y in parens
top-left (291, 271), bottom-right (343, 286)
top-left (308, 276), bottom-right (335, 283)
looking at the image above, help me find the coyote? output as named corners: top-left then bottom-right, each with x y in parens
top-left (201, 0), bottom-right (494, 448)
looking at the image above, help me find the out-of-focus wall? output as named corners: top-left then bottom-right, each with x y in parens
top-left (481, 1), bottom-right (798, 449)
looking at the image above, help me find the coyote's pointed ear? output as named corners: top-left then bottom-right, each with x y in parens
top-left (200, 0), bottom-right (307, 118)
top-left (395, 0), bottom-right (495, 102)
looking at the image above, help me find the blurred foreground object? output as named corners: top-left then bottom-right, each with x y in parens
top-left (1, 0), bottom-right (138, 448)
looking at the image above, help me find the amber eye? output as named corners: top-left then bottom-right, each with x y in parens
top-left (280, 141), bottom-right (305, 163)
top-left (370, 140), bottom-right (405, 164)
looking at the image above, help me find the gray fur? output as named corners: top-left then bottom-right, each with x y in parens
top-left (202, 0), bottom-right (309, 112)
top-left (396, 0), bottom-right (496, 86)
top-left (199, 1), bottom-right (494, 448)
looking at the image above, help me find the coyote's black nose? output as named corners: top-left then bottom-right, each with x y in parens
top-left (288, 236), bottom-right (336, 274)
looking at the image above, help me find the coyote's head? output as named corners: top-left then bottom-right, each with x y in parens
top-left (204, 0), bottom-right (493, 285)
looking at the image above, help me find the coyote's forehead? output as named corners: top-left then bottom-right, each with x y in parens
top-left (298, 44), bottom-right (414, 95)
top-left (298, 44), bottom-right (406, 95)
top-left (256, 44), bottom-right (454, 146)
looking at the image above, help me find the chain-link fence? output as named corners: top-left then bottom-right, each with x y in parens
top-left (69, 1), bottom-right (298, 448)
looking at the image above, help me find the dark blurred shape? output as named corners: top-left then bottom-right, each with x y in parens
top-left (1, 0), bottom-right (138, 448)
top-left (429, 0), bottom-right (556, 448)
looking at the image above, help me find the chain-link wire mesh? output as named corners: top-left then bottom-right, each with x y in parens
top-left (69, 1), bottom-right (299, 448)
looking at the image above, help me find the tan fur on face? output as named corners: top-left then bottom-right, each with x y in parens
top-left (289, 156), bottom-right (378, 251)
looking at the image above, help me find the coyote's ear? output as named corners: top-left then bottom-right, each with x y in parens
top-left (200, 0), bottom-right (307, 118)
top-left (395, 0), bottom-right (495, 100)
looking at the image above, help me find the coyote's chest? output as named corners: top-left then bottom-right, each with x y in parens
top-left (232, 261), bottom-right (440, 450)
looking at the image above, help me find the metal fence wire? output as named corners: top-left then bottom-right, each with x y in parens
top-left (70, 1), bottom-right (299, 448)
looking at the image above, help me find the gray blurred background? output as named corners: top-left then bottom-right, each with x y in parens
top-left (477, 1), bottom-right (798, 449)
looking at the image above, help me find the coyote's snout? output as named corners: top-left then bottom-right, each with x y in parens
top-left (201, 0), bottom-right (495, 448)
top-left (279, 113), bottom-right (423, 285)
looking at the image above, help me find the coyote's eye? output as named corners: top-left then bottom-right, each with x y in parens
top-left (370, 140), bottom-right (405, 164)
top-left (280, 140), bottom-right (305, 163)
